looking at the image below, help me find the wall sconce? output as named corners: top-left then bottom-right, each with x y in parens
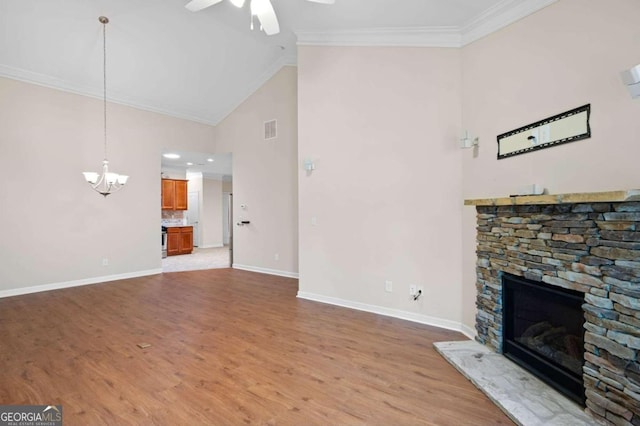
top-left (303, 159), bottom-right (316, 172)
top-left (621, 64), bottom-right (640, 98)
top-left (460, 130), bottom-right (479, 149)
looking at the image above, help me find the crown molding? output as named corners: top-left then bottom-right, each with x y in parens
top-left (210, 52), bottom-right (297, 125)
top-left (296, 0), bottom-right (557, 48)
top-left (0, 53), bottom-right (296, 127)
top-left (296, 26), bottom-right (461, 48)
top-left (0, 64), bottom-right (218, 126)
top-left (461, 0), bottom-right (558, 46)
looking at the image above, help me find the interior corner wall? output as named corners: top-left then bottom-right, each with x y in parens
top-left (201, 178), bottom-right (223, 248)
top-left (0, 77), bottom-right (216, 294)
top-left (460, 0), bottom-right (640, 331)
top-left (297, 46), bottom-right (464, 327)
top-left (214, 66), bottom-right (298, 276)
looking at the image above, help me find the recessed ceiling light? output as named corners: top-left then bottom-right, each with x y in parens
top-left (207, 158), bottom-right (214, 162)
top-left (187, 162), bottom-right (193, 166)
top-left (163, 153), bottom-right (180, 159)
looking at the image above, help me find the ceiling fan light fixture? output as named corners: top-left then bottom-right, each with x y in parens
top-left (251, 0), bottom-right (279, 35)
top-left (250, 0), bottom-right (268, 16)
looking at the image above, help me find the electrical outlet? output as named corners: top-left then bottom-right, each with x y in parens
top-left (102, 258), bottom-right (109, 266)
top-left (385, 280), bottom-right (393, 293)
top-left (311, 217), bottom-right (318, 226)
top-left (409, 285), bottom-right (417, 296)
top-left (274, 253), bottom-right (279, 261)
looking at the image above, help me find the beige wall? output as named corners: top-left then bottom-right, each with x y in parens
top-left (214, 66), bottom-right (298, 276)
top-left (460, 0), bottom-right (640, 329)
top-left (202, 178), bottom-right (224, 248)
top-left (298, 46), bottom-right (464, 327)
top-left (0, 77), bottom-right (215, 294)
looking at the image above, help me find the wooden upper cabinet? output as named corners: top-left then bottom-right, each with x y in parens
top-left (161, 179), bottom-right (175, 210)
top-left (161, 179), bottom-right (188, 210)
top-left (174, 180), bottom-right (188, 210)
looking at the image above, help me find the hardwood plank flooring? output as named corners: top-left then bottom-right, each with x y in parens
top-left (0, 269), bottom-right (513, 425)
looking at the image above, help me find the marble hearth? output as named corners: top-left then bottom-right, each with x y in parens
top-left (465, 190), bottom-right (640, 425)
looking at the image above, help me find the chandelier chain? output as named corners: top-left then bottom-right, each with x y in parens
top-left (102, 19), bottom-right (107, 161)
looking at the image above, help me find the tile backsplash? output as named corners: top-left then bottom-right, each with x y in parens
top-left (161, 210), bottom-right (186, 226)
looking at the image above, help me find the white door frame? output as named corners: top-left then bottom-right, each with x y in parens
top-left (187, 191), bottom-right (200, 247)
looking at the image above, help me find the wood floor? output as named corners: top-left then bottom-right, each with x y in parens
top-left (0, 269), bottom-right (513, 425)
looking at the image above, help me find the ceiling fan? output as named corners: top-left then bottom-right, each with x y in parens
top-left (185, 0), bottom-right (335, 36)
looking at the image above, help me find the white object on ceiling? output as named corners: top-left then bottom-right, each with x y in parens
top-left (162, 151), bottom-right (233, 181)
top-left (186, 0), bottom-right (336, 36)
top-left (0, 0), bottom-right (557, 125)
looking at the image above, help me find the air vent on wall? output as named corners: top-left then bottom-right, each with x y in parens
top-left (264, 119), bottom-right (277, 140)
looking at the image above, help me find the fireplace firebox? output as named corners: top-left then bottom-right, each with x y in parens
top-left (502, 273), bottom-right (585, 405)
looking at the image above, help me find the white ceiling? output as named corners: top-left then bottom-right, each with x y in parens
top-left (162, 151), bottom-right (232, 180)
top-left (0, 0), bottom-right (554, 125)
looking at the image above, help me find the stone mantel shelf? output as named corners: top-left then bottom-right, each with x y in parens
top-left (464, 189), bottom-right (640, 207)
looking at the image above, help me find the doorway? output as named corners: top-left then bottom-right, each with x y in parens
top-left (187, 191), bottom-right (200, 247)
top-left (160, 151), bottom-right (233, 272)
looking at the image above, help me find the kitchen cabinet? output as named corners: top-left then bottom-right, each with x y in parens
top-left (161, 179), bottom-right (175, 210)
top-left (161, 179), bottom-right (188, 210)
top-left (167, 226), bottom-right (193, 256)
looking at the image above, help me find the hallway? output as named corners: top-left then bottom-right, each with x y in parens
top-left (162, 246), bottom-right (230, 273)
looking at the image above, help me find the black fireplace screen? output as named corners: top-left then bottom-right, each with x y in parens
top-left (502, 273), bottom-right (585, 405)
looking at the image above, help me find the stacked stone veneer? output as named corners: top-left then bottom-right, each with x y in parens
top-left (474, 202), bottom-right (640, 425)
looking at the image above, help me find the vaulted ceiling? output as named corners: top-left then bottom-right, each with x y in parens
top-left (0, 0), bottom-right (554, 125)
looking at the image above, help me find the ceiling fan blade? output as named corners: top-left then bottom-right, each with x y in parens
top-left (251, 0), bottom-right (280, 35)
top-left (185, 0), bottom-right (223, 12)
top-left (307, 0), bottom-right (335, 4)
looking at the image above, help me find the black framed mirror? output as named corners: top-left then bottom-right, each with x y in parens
top-left (497, 104), bottom-right (591, 159)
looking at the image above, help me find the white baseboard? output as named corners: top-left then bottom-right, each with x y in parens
top-left (460, 323), bottom-right (477, 340)
top-left (297, 291), bottom-right (468, 335)
top-left (198, 244), bottom-right (224, 249)
top-left (232, 263), bottom-right (299, 279)
top-left (0, 268), bottom-right (162, 299)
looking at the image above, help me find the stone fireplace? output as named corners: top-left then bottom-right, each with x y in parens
top-left (466, 190), bottom-right (640, 425)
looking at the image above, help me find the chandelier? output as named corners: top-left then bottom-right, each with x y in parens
top-left (83, 16), bottom-right (129, 197)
